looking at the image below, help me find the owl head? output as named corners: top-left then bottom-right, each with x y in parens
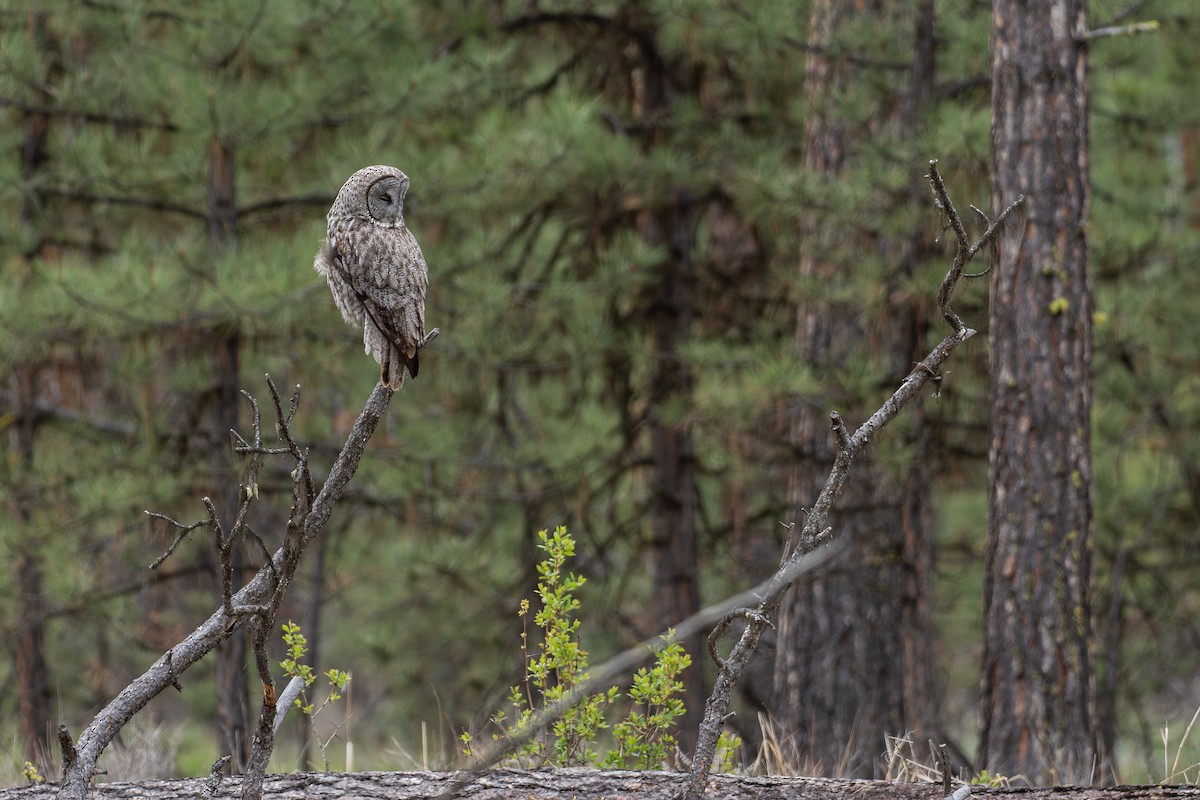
top-left (330, 165), bottom-right (410, 228)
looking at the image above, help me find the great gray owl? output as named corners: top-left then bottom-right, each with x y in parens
top-left (314, 165), bottom-right (428, 389)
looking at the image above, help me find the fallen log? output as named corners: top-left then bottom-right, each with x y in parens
top-left (2, 769), bottom-right (1196, 800)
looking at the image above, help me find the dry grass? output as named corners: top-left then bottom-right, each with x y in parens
top-left (2, 717), bottom-right (184, 788)
top-left (746, 712), bottom-right (868, 778)
top-left (99, 717), bottom-right (184, 782)
top-left (883, 731), bottom-right (947, 784)
top-left (1159, 703), bottom-right (1200, 784)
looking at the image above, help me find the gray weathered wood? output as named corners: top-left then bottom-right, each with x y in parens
top-left (6, 770), bottom-right (1200, 800)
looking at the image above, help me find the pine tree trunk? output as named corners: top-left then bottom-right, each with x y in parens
top-left (208, 132), bottom-right (251, 773)
top-left (645, 198), bottom-right (704, 756)
top-left (13, 12), bottom-right (54, 769)
top-left (11, 369), bottom-right (52, 769)
top-left (772, 0), bottom-right (937, 775)
top-left (213, 329), bottom-right (249, 774)
top-left (633, 23), bottom-right (706, 756)
top-left (979, 0), bottom-right (1100, 783)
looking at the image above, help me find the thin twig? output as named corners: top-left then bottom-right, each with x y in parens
top-left (1084, 20), bottom-right (1159, 40)
top-left (1170, 703), bottom-right (1200, 780)
top-left (928, 159), bottom-right (1023, 332)
top-left (146, 512), bottom-right (211, 570)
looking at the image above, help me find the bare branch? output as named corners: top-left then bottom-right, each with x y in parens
top-left (419, 326), bottom-right (441, 351)
top-left (57, 725), bottom-right (76, 776)
top-left (202, 755), bottom-right (231, 798)
top-left (1084, 20), bottom-right (1159, 40)
top-left (272, 676), bottom-right (308, 734)
top-left (238, 193), bottom-right (333, 220)
top-left (830, 410), bottom-right (851, 451)
top-left (0, 97), bottom-right (180, 131)
top-left (243, 615), bottom-right (279, 800)
top-left (56, 377), bottom-right (400, 799)
top-left (233, 444), bottom-right (292, 456)
top-left (146, 511), bottom-right (211, 570)
top-left (39, 188), bottom-right (206, 221)
top-left (928, 160), bottom-right (1024, 333)
top-left (679, 163), bottom-right (1023, 800)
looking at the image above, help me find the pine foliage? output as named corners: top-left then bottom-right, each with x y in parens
top-left (1, 0), bottom-right (1198, 782)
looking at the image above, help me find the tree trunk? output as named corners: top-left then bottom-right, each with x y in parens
top-left (12, 10), bottom-right (55, 770)
top-left (208, 131), bottom-right (251, 773)
top-left (212, 328), bottom-right (249, 774)
top-left (15, 548), bottom-right (52, 766)
top-left (644, 197), bottom-right (704, 756)
top-left (980, 0), bottom-right (1099, 783)
top-left (633, 25), bottom-right (706, 756)
top-left (10, 367), bottom-right (52, 770)
top-left (772, 0), bottom-right (937, 776)
top-left (208, 133), bottom-right (238, 246)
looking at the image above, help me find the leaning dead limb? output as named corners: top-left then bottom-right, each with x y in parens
top-left (57, 378), bottom-right (373, 799)
top-left (679, 162), bottom-right (1024, 800)
top-left (56, 329), bottom-right (439, 800)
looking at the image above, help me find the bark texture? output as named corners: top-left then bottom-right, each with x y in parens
top-left (208, 131), bottom-right (251, 774)
top-left (636, 22), bottom-right (705, 754)
top-left (10, 770), bottom-right (1200, 800)
top-left (10, 367), bottom-right (52, 768)
top-left (981, 0), bottom-right (1099, 783)
top-left (12, 10), bottom-right (55, 767)
top-left (772, 0), bottom-right (936, 775)
top-left (644, 195), bottom-right (704, 756)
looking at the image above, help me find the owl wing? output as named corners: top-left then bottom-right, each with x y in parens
top-left (330, 221), bottom-right (428, 378)
top-left (315, 238), bottom-right (362, 329)
top-left (382, 227), bottom-right (428, 356)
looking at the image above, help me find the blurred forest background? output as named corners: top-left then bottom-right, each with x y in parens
top-left (2, 0), bottom-right (1199, 787)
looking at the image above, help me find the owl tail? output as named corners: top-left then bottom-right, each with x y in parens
top-left (380, 344), bottom-right (419, 390)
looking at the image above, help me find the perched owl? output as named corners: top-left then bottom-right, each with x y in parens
top-left (314, 165), bottom-right (429, 389)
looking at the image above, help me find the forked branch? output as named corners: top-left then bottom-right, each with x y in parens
top-left (928, 159), bottom-right (1024, 332)
top-left (55, 376), bottom-right (400, 800)
top-left (679, 161), bottom-right (1025, 800)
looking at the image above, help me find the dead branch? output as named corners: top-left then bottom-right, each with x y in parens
top-left (55, 377), bottom-right (398, 800)
top-left (241, 379), bottom-right (322, 800)
top-left (679, 161), bottom-right (1025, 800)
top-left (928, 160), bottom-right (1023, 333)
top-left (203, 755), bottom-right (232, 798)
top-left (145, 511), bottom-right (210, 570)
top-left (272, 677), bottom-right (308, 734)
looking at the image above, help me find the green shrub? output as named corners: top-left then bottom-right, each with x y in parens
top-left (462, 526), bottom-right (691, 769)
